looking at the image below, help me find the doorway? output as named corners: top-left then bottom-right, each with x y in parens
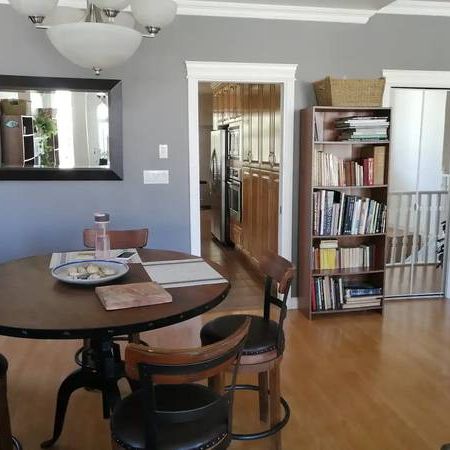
top-left (199, 82), bottom-right (282, 309)
top-left (186, 61), bottom-right (297, 308)
top-left (385, 87), bottom-right (450, 298)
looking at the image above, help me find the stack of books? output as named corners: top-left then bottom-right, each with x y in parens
top-left (313, 241), bottom-right (375, 270)
top-left (336, 116), bottom-right (389, 142)
top-left (313, 148), bottom-right (386, 186)
top-left (312, 278), bottom-right (382, 311)
top-left (313, 190), bottom-right (386, 236)
top-left (343, 284), bottom-right (383, 309)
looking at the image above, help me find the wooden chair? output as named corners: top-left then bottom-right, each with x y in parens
top-left (83, 228), bottom-right (149, 251)
top-left (200, 252), bottom-right (295, 450)
top-left (110, 317), bottom-right (250, 450)
top-left (0, 354), bottom-right (21, 450)
top-left (75, 228), bottom-right (150, 367)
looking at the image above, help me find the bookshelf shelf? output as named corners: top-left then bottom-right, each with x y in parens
top-left (315, 140), bottom-right (390, 145)
top-left (299, 106), bottom-right (391, 319)
top-left (311, 306), bottom-right (383, 315)
top-left (313, 185), bottom-right (388, 190)
top-left (312, 267), bottom-right (385, 277)
top-left (312, 233), bottom-right (386, 239)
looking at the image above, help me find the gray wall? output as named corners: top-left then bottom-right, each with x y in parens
top-left (1, 7), bottom-right (450, 265)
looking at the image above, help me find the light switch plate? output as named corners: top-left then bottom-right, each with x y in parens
top-left (159, 144), bottom-right (168, 159)
top-left (143, 170), bottom-right (169, 184)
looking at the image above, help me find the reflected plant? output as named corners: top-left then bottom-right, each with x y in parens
top-left (34, 110), bottom-right (58, 167)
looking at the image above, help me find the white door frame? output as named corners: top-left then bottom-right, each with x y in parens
top-left (186, 61), bottom-right (298, 266)
top-left (383, 69), bottom-right (450, 298)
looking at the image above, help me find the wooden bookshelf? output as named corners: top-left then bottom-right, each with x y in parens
top-left (298, 106), bottom-right (391, 319)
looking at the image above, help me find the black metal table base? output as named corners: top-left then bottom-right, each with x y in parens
top-left (12, 436), bottom-right (22, 450)
top-left (41, 337), bottom-right (125, 448)
top-left (227, 384), bottom-right (290, 441)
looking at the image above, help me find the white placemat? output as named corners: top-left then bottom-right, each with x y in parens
top-left (49, 249), bottom-right (142, 268)
top-left (142, 258), bottom-right (227, 288)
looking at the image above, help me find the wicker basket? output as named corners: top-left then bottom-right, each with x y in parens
top-left (313, 77), bottom-right (386, 107)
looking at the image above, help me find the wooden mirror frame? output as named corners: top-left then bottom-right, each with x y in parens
top-left (0, 75), bottom-right (123, 181)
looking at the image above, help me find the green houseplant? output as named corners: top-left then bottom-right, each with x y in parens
top-left (34, 109), bottom-right (58, 167)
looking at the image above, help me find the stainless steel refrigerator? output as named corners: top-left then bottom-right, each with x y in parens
top-left (210, 129), bottom-right (228, 243)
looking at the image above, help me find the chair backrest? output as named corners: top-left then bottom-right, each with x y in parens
top-left (0, 354), bottom-right (13, 450)
top-left (124, 317), bottom-right (250, 449)
top-left (83, 228), bottom-right (149, 250)
top-left (259, 252), bottom-right (295, 355)
top-left (125, 317), bottom-right (250, 384)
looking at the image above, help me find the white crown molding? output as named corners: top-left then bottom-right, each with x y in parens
top-left (4, 0), bottom-right (450, 23)
top-left (186, 61), bottom-right (297, 82)
top-left (382, 69), bottom-right (450, 106)
top-left (177, 1), bottom-right (375, 24)
top-left (379, 0), bottom-right (450, 17)
top-left (0, 0), bottom-right (375, 24)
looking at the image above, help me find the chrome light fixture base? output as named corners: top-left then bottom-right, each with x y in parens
top-left (29, 15), bottom-right (46, 24)
top-left (145, 26), bottom-right (160, 37)
top-left (102, 8), bottom-right (120, 18)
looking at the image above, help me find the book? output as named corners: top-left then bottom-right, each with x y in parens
top-left (373, 146), bottom-right (386, 184)
top-left (96, 282), bottom-right (173, 311)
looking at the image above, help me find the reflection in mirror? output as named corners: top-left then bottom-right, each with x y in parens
top-left (0, 90), bottom-right (110, 169)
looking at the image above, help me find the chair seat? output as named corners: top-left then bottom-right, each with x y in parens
top-left (200, 315), bottom-right (283, 357)
top-left (111, 384), bottom-right (230, 450)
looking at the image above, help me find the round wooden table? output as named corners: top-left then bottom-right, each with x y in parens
top-left (0, 249), bottom-right (230, 448)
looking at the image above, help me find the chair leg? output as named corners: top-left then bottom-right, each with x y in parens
top-left (269, 364), bottom-right (282, 450)
top-left (0, 373), bottom-right (13, 450)
top-left (258, 371), bottom-right (269, 422)
top-left (208, 372), bottom-right (225, 396)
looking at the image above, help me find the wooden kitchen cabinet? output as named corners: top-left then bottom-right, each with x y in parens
top-left (268, 171), bottom-right (279, 254)
top-left (240, 167), bottom-right (279, 265)
top-left (261, 84), bottom-right (272, 166)
top-left (241, 167), bottom-right (252, 255)
top-left (242, 85), bottom-right (251, 163)
top-left (272, 84), bottom-right (281, 167)
top-left (250, 84), bottom-right (261, 164)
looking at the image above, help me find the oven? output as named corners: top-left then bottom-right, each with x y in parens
top-left (227, 167), bottom-right (242, 223)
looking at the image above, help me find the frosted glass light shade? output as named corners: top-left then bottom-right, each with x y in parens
top-left (9, 0), bottom-right (58, 17)
top-left (131, 0), bottom-right (177, 28)
top-left (47, 23), bottom-right (142, 73)
top-left (93, 0), bottom-right (130, 11)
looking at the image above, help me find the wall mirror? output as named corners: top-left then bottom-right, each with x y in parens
top-left (0, 76), bottom-right (122, 180)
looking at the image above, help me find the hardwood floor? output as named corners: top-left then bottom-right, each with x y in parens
top-left (2, 299), bottom-right (450, 449)
top-left (201, 209), bottom-right (263, 310)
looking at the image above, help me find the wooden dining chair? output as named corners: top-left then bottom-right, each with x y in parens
top-left (0, 354), bottom-right (21, 450)
top-left (200, 252), bottom-right (295, 450)
top-left (75, 228), bottom-right (150, 367)
top-left (83, 228), bottom-right (149, 251)
top-left (110, 317), bottom-right (250, 450)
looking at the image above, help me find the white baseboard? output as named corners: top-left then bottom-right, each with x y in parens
top-left (287, 296), bottom-right (299, 310)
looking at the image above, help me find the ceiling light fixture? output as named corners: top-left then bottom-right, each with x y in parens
top-left (7, 0), bottom-right (178, 74)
